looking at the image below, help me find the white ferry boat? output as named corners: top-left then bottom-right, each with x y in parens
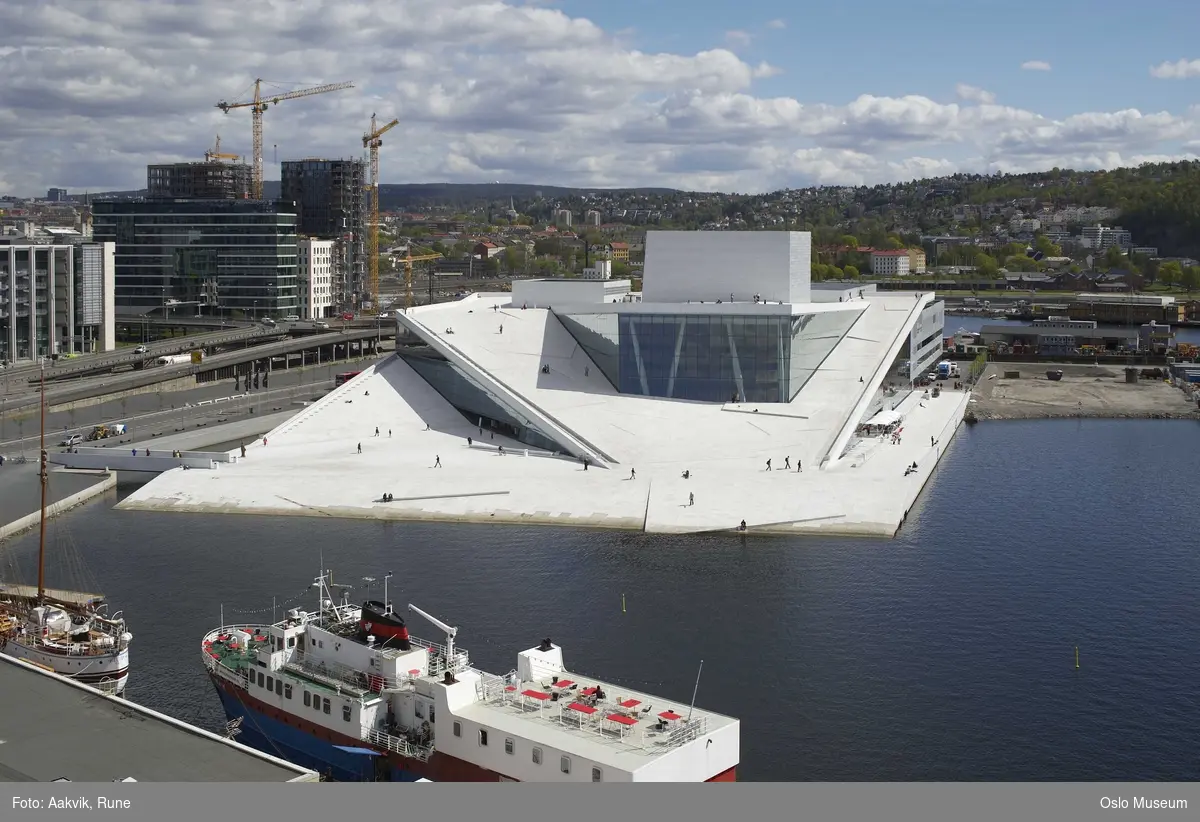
top-left (203, 570), bottom-right (738, 781)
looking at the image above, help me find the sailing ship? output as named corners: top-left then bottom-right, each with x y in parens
top-left (0, 365), bottom-right (132, 694)
top-left (203, 569), bottom-right (739, 782)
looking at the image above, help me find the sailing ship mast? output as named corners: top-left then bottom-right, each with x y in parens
top-left (37, 361), bottom-right (46, 603)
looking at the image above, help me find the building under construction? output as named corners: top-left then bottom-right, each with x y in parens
top-left (146, 162), bottom-right (251, 200)
top-left (281, 158), bottom-right (365, 309)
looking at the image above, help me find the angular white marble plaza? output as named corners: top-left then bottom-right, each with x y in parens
top-left (120, 233), bottom-right (970, 537)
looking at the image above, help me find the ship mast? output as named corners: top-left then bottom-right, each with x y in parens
top-left (37, 361), bottom-right (47, 603)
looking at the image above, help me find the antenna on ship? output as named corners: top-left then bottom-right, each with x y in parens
top-left (384, 571), bottom-right (393, 615)
top-left (687, 660), bottom-right (704, 722)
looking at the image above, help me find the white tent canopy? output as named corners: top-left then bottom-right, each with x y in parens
top-left (864, 409), bottom-right (904, 428)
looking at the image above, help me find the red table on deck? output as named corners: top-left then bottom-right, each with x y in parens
top-left (580, 687), bottom-right (598, 696)
top-left (606, 713), bottom-right (638, 727)
top-left (619, 699), bottom-right (641, 709)
top-left (552, 679), bottom-right (575, 688)
top-left (568, 702), bottom-right (597, 715)
top-left (658, 711), bottom-right (682, 720)
top-left (521, 689), bottom-right (550, 701)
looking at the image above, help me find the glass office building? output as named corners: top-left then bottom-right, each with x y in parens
top-left (558, 309), bottom-right (861, 403)
top-left (92, 199), bottom-right (299, 316)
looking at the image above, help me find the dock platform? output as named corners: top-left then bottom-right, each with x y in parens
top-left (0, 655), bottom-right (318, 782)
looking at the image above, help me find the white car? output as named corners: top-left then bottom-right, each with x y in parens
top-left (59, 433), bottom-right (83, 447)
top-left (134, 345), bottom-right (148, 354)
top-left (284, 314), bottom-right (300, 322)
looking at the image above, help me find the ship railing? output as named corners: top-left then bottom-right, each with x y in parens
top-left (475, 670), bottom-right (511, 703)
top-left (363, 727), bottom-right (434, 763)
top-left (411, 637), bottom-right (470, 676)
top-left (284, 655), bottom-right (375, 696)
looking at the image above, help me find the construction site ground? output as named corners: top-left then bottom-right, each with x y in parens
top-left (968, 362), bottom-right (1200, 421)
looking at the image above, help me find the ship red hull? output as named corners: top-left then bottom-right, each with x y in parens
top-left (211, 675), bottom-right (736, 782)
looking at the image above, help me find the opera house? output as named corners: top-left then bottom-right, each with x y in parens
top-left (122, 231), bottom-right (970, 536)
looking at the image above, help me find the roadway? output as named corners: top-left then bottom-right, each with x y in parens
top-left (1, 325), bottom-right (395, 417)
top-left (0, 357), bottom-right (388, 458)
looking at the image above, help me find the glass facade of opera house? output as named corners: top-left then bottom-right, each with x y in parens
top-left (558, 309), bottom-right (862, 403)
top-left (394, 306), bottom-right (863, 456)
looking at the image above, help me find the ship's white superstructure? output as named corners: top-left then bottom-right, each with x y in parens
top-left (203, 571), bottom-right (738, 782)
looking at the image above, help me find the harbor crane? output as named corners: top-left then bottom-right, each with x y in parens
top-left (363, 113), bottom-right (399, 306)
top-left (216, 79), bottom-right (354, 199)
top-left (407, 603), bottom-right (458, 673)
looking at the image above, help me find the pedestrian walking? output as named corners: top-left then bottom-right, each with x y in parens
top-left (357, 442), bottom-right (362, 454)
top-left (389, 429), bottom-right (392, 437)
top-left (784, 456), bottom-right (791, 470)
top-left (467, 437), bottom-right (473, 446)
top-left (375, 426), bottom-right (380, 437)
top-left (765, 458), bottom-right (772, 471)
top-left (434, 455), bottom-right (441, 468)
top-left (630, 468), bottom-right (636, 480)
top-left (797, 459), bottom-right (802, 473)
top-left (499, 324), bottom-right (504, 335)
top-left (263, 437), bottom-right (268, 446)
top-left (689, 492), bottom-right (694, 507)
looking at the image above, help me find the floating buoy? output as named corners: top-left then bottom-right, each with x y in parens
top-left (621, 594), bottom-right (626, 614)
top-left (1075, 646), bottom-right (1080, 669)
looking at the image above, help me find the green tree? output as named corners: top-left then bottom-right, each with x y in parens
top-left (843, 264), bottom-right (859, 279)
top-left (1158, 260), bottom-right (1183, 287)
top-left (976, 254), bottom-right (1000, 277)
top-left (502, 247), bottom-right (520, 272)
top-left (1033, 233), bottom-right (1061, 257)
top-left (1103, 245), bottom-right (1128, 270)
top-left (612, 260), bottom-right (632, 278)
top-left (884, 236), bottom-right (904, 250)
top-left (838, 234), bottom-right (859, 250)
top-left (1180, 266), bottom-right (1199, 293)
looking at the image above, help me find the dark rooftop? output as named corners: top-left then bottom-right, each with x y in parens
top-left (0, 656), bottom-right (317, 782)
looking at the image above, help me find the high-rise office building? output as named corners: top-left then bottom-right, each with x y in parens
top-left (281, 159), bottom-right (365, 309)
top-left (91, 199), bottom-right (298, 318)
top-left (147, 162), bottom-right (252, 200)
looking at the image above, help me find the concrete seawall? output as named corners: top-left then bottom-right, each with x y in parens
top-left (0, 470), bottom-right (117, 542)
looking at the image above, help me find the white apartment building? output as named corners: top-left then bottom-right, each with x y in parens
top-left (580, 259), bottom-right (612, 280)
top-left (0, 241), bottom-right (116, 363)
top-left (553, 209), bottom-right (572, 227)
top-left (584, 210), bottom-right (601, 226)
top-left (1080, 224), bottom-right (1132, 251)
top-left (298, 238), bottom-right (335, 319)
top-left (869, 250), bottom-right (911, 276)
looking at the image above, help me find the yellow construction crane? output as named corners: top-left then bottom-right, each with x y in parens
top-left (204, 134), bottom-right (242, 163)
top-left (362, 113), bottom-right (399, 306)
top-left (401, 248), bottom-right (443, 309)
top-left (216, 79), bottom-right (354, 199)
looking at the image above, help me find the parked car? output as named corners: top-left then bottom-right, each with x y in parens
top-left (261, 317), bottom-right (277, 326)
top-left (315, 321), bottom-right (330, 329)
top-left (284, 314), bottom-right (299, 322)
top-left (59, 433), bottom-right (83, 447)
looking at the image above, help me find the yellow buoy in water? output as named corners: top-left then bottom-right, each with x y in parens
top-left (622, 593), bottom-right (626, 614)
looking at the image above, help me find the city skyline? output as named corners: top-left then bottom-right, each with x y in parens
top-left (2, 0), bottom-right (1199, 197)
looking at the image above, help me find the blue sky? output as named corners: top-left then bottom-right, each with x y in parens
top-left (563, 0), bottom-right (1200, 116)
top-left (2, 0), bottom-right (1199, 194)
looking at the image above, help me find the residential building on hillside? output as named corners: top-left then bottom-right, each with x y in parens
top-left (0, 241), bottom-right (116, 363)
top-left (870, 250), bottom-right (911, 276)
top-left (607, 242), bottom-right (630, 263)
top-left (581, 259), bottom-right (612, 280)
top-left (906, 248), bottom-right (926, 275)
top-left (299, 237), bottom-right (335, 319)
top-left (553, 209), bottom-right (572, 227)
top-left (1080, 224), bottom-right (1132, 251)
top-left (92, 199), bottom-right (299, 318)
top-left (585, 210), bottom-right (601, 226)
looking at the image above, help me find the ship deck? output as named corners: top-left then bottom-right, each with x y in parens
top-left (0, 583), bottom-right (105, 608)
top-left (457, 666), bottom-right (740, 773)
top-left (0, 654), bottom-right (317, 782)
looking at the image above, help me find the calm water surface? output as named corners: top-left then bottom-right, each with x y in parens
top-left (6, 419), bottom-right (1200, 781)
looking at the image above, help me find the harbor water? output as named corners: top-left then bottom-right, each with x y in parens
top-left (4, 419), bottom-right (1200, 781)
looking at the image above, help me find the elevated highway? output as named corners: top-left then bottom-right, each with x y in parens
top-left (2, 325), bottom-right (395, 416)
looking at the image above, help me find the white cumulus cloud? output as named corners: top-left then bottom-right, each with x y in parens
top-left (1020, 60), bottom-right (1052, 71)
top-left (955, 83), bottom-right (996, 105)
top-left (1150, 58), bottom-right (1200, 79)
top-left (0, 0), bottom-right (1194, 195)
top-left (768, 19), bottom-right (786, 30)
top-left (725, 29), bottom-right (752, 47)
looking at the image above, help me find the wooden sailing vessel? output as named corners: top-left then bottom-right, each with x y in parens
top-left (0, 364), bottom-right (132, 693)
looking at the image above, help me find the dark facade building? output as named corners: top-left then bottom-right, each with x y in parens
top-left (91, 199), bottom-right (299, 317)
top-left (280, 159), bottom-right (365, 308)
top-left (147, 162), bottom-right (252, 200)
